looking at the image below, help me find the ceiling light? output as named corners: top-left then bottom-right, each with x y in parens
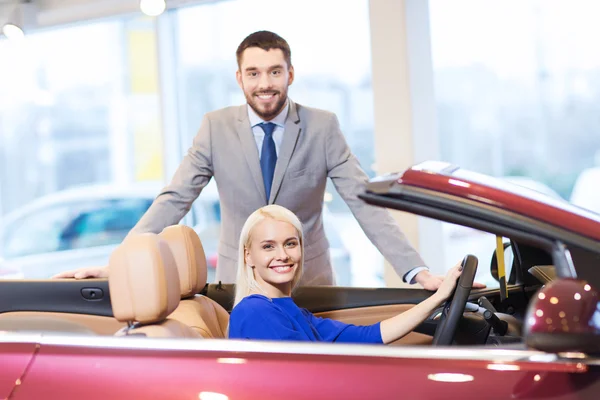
top-left (2, 23), bottom-right (24, 40)
top-left (140, 0), bottom-right (166, 17)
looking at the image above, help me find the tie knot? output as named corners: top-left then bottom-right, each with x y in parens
top-left (259, 122), bottom-right (276, 137)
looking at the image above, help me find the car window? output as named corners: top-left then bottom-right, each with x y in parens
top-left (443, 223), bottom-right (518, 288)
top-left (3, 205), bottom-right (78, 258)
top-left (60, 199), bottom-right (152, 250)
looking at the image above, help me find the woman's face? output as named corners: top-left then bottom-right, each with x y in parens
top-left (245, 218), bottom-right (301, 297)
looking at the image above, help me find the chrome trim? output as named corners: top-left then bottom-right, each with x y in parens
top-left (563, 247), bottom-right (578, 278)
top-left (0, 332), bottom-right (43, 342)
top-left (553, 241), bottom-right (578, 279)
top-left (1, 332), bottom-right (598, 365)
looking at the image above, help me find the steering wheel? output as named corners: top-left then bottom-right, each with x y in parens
top-left (432, 254), bottom-right (478, 346)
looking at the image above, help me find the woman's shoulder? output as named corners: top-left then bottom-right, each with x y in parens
top-left (231, 295), bottom-right (277, 316)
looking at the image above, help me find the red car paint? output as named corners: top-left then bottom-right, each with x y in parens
top-left (8, 341), bottom-right (597, 400)
top-left (527, 279), bottom-right (599, 336)
top-left (0, 342), bottom-right (36, 399)
top-left (399, 164), bottom-right (600, 241)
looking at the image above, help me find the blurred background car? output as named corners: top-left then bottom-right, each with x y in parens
top-left (0, 182), bottom-right (220, 281)
top-left (0, 182), bottom-right (351, 284)
top-left (569, 151), bottom-right (600, 215)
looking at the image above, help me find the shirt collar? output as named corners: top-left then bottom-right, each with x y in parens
top-left (247, 99), bottom-right (289, 128)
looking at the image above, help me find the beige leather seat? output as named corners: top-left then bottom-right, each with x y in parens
top-left (159, 225), bottom-right (230, 338)
top-left (528, 265), bottom-right (556, 284)
top-left (108, 233), bottom-right (201, 338)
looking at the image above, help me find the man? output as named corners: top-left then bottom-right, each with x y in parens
top-left (56, 31), bottom-right (473, 290)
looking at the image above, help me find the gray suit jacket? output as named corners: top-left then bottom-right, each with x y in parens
top-left (130, 100), bottom-right (425, 285)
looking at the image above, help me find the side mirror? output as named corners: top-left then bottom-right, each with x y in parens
top-left (490, 241), bottom-right (517, 284)
top-left (524, 278), bottom-right (599, 354)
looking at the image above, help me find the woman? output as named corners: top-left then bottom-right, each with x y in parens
top-left (228, 205), bottom-right (462, 344)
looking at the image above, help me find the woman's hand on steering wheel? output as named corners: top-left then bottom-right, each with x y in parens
top-left (434, 263), bottom-right (463, 302)
top-left (432, 255), bottom-right (479, 345)
top-left (415, 268), bottom-right (486, 291)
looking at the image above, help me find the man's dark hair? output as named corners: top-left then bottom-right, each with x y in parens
top-left (236, 31), bottom-right (292, 69)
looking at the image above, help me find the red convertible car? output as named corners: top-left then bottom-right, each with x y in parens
top-left (1, 161), bottom-right (598, 400)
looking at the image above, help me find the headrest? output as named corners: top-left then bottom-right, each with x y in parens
top-left (108, 233), bottom-right (181, 325)
top-left (159, 225), bottom-right (207, 299)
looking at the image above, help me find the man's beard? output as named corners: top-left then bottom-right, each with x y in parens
top-left (245, 89), bottom-right (288, 121)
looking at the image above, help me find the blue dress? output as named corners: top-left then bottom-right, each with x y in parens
top-left (228, 294), bottom-right (383, 344)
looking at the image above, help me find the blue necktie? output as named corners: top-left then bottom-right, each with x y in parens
top-left (259, 122), bottom-right (277, 201)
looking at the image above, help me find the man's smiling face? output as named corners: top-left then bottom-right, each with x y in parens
top-left (236, 47), bottom-right (294, 121)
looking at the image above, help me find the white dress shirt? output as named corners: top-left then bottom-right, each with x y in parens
top-left (247, 101), bottom-right (289, 158)
top-left (245, 100), bottom-right (427, 284)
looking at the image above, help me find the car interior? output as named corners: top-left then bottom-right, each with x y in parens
top-left (0, 221), bottom-right (557, 349)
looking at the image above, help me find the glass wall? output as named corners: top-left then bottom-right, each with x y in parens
top-left (430, 0), bottom-right (600, 205)
top-left (0, 17), bottom-right (163, 279)
top-left (0, 0), bottom-right (380, 285)
top-left (4, 0), bottom-right (596, 286)
top-left (429, 0), bottom-right (600, 285)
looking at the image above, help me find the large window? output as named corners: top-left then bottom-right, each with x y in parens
top-left (0, 1), bottom-right (380, 285)
top-left (0, 22), bottom-right (124, 214)
top-left (429, 0), bottom-right (600, 284)
top-left (430, 0), bottom-right (600, 206)
top-left (173, 0), bottom-right (381, 286)
top-left (0, 17), bottom-right (163, 279)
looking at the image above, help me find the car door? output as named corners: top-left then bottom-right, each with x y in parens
top-left (0, 341), bottom-right (37, 400)
top-left (6, 331), bottom-right (598, 400)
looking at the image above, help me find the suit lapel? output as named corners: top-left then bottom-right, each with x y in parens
top-left (235, 105), bottom-right (267, 201)
top-left (270, 101), bottom-right (301, 204)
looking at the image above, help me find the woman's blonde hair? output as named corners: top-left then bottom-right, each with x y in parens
top-left (233, 205), bottom-right (304, 306)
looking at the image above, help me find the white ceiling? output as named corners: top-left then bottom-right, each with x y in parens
top-left (0, 0), bottom-right (213, 31)
top-left (0, 0), bottom-right (183, 31)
